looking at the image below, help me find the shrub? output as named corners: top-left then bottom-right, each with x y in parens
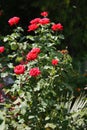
top-left (0, 12), bottom-right (87, 130)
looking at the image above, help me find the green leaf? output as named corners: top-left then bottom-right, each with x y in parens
top-left (0, 111), bottom-right (5, 130)
top-left (20, 101), bottom-right (27, 115)
top-left (7, 63), bottom-right (13, 68)
top-left (15, 57), bottom-right (23, 62)
top-left (45, 123), bottom-right (56, 129)
top-left (3, 37), bottom-right (8, 42)
top-left (58, 34), bottom-right (65, 39)
top-left (10, 42), bottom-right (18, 50)
top-left (1, 72), bottom-right (8, 78)
top-left (26, 35), bottom-right (34, 41)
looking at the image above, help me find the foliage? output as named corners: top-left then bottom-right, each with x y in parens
top-left (0, 12), bottom-right (87, 130)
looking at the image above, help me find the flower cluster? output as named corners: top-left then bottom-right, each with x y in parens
top-left (14, 46), bottom-right (59, 76)
top-left (14, 47), bottom-right (41, 76)
top-left (28, 18), bottom-right (50, 31)
top-left (27, 11), bottom-right (63, 32)
top-left (8, 12), bottom-right (63, 78)
top-left (28, 11), bottom-right (53, 31)
top-left (8, 12), bottom-right (63, 32)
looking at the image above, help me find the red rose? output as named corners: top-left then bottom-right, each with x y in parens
top-left (41, 11), bottom-right (48, 17)
top-left (39, 18), bottom-right (50, 25)
top-left (51, 23), bottom-right (63, 31)
top-left (31, 48), bottom-right (41, 54)
top-left (14, 65), bottom-right (25, 75)
top-left (8, 16), bottom-right (20, 26)
top-left (0, 46), bottom-right (5, 53)
top-left (52, 59), bottom-right (59, 65)
top-left (30, 18), bottom-right (41, 24)
top-left (26, 51), bottom-right (38, 61)
top-left (28, 24), bottom-right (39, 31)
top-left (29, 68), bottom-right (41, 77)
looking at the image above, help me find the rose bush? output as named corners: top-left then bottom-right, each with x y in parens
top-left (0, 11), bottom-right (87, 130)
